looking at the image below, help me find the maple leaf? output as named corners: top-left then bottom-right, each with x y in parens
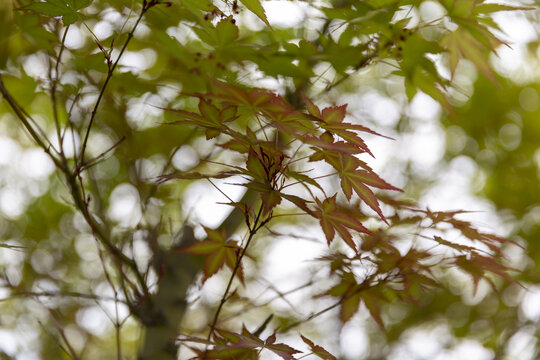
top-left (261, 189), bottom-right (282, 217)
top-left (338, 286), bottom-right (386, 328)
top-left (283, 169), bottom-right (325, 194)
top-left (420, 209), bottom-right (516, 254)
top-left (340, 292), bottom-right (361, 324)
top-left (441, 28), bottom-right (499, 83)
top-left (301, 93), bottom-right (321, 118)
top-left (321, 104), bottom-right (347, 124)
top-left (191, 346), bottom-right (258, 360)
top-left (210, 81), bottom-right (293, 115)
top-left (178, 329), bottom-right (299, 360)
top-left (210, 327), bottom-right (300, 360)
top-left (302, 100), bottom-right (371, 155)
top-left (163, 98), bottom-right (240, 139)
top-left (315, 195), bottom-right (373, 251)
top-left (300, 335), bottom-right (337, 360)
top-left (307, 138), bottom-right (361, 161)
top-left (218, 139), bottom-right (250, 153)
top-left (302, 95), bottom-right (392, 152)
top-left (324, 272), bottom-right (383, 326)
top-left (280, 193), bottom-right (315, 217)
top-left (455, 253), bottom-right (515, 294)
top-left (246, 147), bottom-right (268, 183)
top-left (239, 0), bottom-right (271, 28)
top-left (263, 333), bottom-right (300, 360)
top-left (359, 287), bottom-right (385, 330)
top-left (176, 227), bottom-right (241, 283)
top-left (338, 156), bottom-right (402, 223)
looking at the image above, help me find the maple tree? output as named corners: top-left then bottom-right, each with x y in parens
top-left (0, 0), bottom-right (536, 359)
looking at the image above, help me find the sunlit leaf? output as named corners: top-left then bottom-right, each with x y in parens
top-left (239, 0), bottom-right (271, 27)
top-left (441, 29), bottom-right (499, 84)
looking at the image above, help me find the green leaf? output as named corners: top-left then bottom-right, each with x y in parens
top-left (66, 0), bottom-right (91, 11)
top-left (62, 11), bottom-right (77, 24)
top-left (246, 148), bottom-right (268, 182)
top-left (22, 0), bottom-right (71, 16)
top-left (474, 3), bottom-right (534, 14)
top-left (216, 16), bottom-right (239, 46)
top-left (366, 0), bottom-right (399, 7)
top-left (302, 93), bottom-right (321, 118)
top-left (340, 292), bottom-right (361, 323)
top-left (239, 0), bottom-right (271, 28)
top-left (361, 288), bottom-right (385, 330)
top-left (21, 0), bottom-right (88, 24)
top-left (441, 29), bottom-right (498, 84)
top-left (261, 190), bottom-right (281, 216)
top-left (198, 98), bottom-right (220, 125)
top-left (410, 70), bottom-right (452, 112)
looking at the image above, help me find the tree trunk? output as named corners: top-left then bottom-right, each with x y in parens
top-left (137, 189), bottom-right (256, 359)
top-left (137, 226), bottom-right (200, 360)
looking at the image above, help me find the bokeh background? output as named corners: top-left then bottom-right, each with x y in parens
top-left (1, 0), bottom-right (540, 359)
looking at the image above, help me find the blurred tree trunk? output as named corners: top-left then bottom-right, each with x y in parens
top-left (137, 189), bottom-right (256, 359)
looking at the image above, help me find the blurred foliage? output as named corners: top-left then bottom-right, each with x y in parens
top-left (0, 0), bottom-right (539, 359)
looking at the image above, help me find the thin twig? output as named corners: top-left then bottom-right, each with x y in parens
top-left (218, 280), bottom-right (313, 325)
top-left (42, 306), bottom-right (81, 360)
top-left (79, 3), bottom-right (150, 163)
top-left (207, 205), bottom-right (265, 341)
top-left (0, 290), bottom-right (121, 302)
top-left (50, 23), bottom-right (70, 159)
top-left (277, 301), bottom-right (341, 333)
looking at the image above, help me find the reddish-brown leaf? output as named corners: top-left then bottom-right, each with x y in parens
top-left (300, 335), bottom-right (337, 360)
top-left (321, 104), bottom-right (347, 124)
top-left (199, 98), bottom-right (220, 125)
top-left (455, 253), bottom-right (515, 294)
top-left (316, 195), bottom-right (373, 251)
top-left (210, 327), bottom-right (300, 360)
top-left (177, 227), bottom-right (240, 283)
top-left (261, 190), bottom-right (282, 216)
top-left (281, 193), bottom-right (315, 217)
top-left (339, 157), bottom-right (401, 223)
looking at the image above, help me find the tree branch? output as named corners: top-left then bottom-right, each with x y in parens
top-left (79, 2), bottom-right (150, 163)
